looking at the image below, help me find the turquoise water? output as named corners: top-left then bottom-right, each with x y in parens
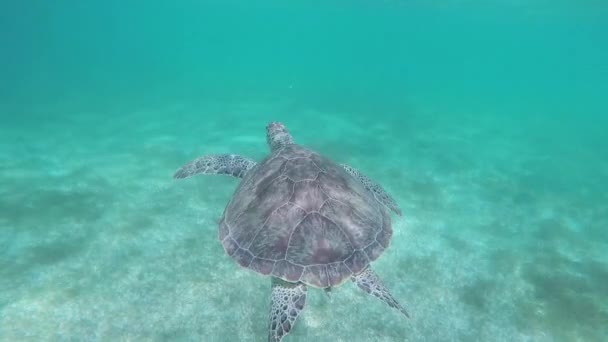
top-left (1, 1), bottom-right (607, 341)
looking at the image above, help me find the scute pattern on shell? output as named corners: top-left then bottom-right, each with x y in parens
top-left (219, 145), bottom-right (392, 288)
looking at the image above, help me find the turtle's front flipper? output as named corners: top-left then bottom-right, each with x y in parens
top-left (268, 278), bottom-right (307, 342)
top-left (341, 164), bottom-right (402, 216)
top-left (173, 154), bottom-right (257, 179)
top-left (352, 267), bottom-right (410, 318)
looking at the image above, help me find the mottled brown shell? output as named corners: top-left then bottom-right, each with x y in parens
top-left (218, 145), bottom-right (392, 288)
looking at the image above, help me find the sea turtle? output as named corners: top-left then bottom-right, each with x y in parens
top-left (174, 122), bottom-right (409, 341)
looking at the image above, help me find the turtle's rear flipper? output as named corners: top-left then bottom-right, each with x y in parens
top-left (340, 164), bottom-right (402, 216)
top-left (173, 154), bottom-right (257, 179)
top-left (352, 267), bottom-right (410, 318)
top-left (268, 278), bottom-right (307, 342)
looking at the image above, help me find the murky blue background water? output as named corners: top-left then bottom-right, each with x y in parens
top-left (1, 1), bottom-right (607, 341)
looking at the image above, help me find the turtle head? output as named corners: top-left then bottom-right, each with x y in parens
top-left (266, 121), bottom-right (294, 151)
